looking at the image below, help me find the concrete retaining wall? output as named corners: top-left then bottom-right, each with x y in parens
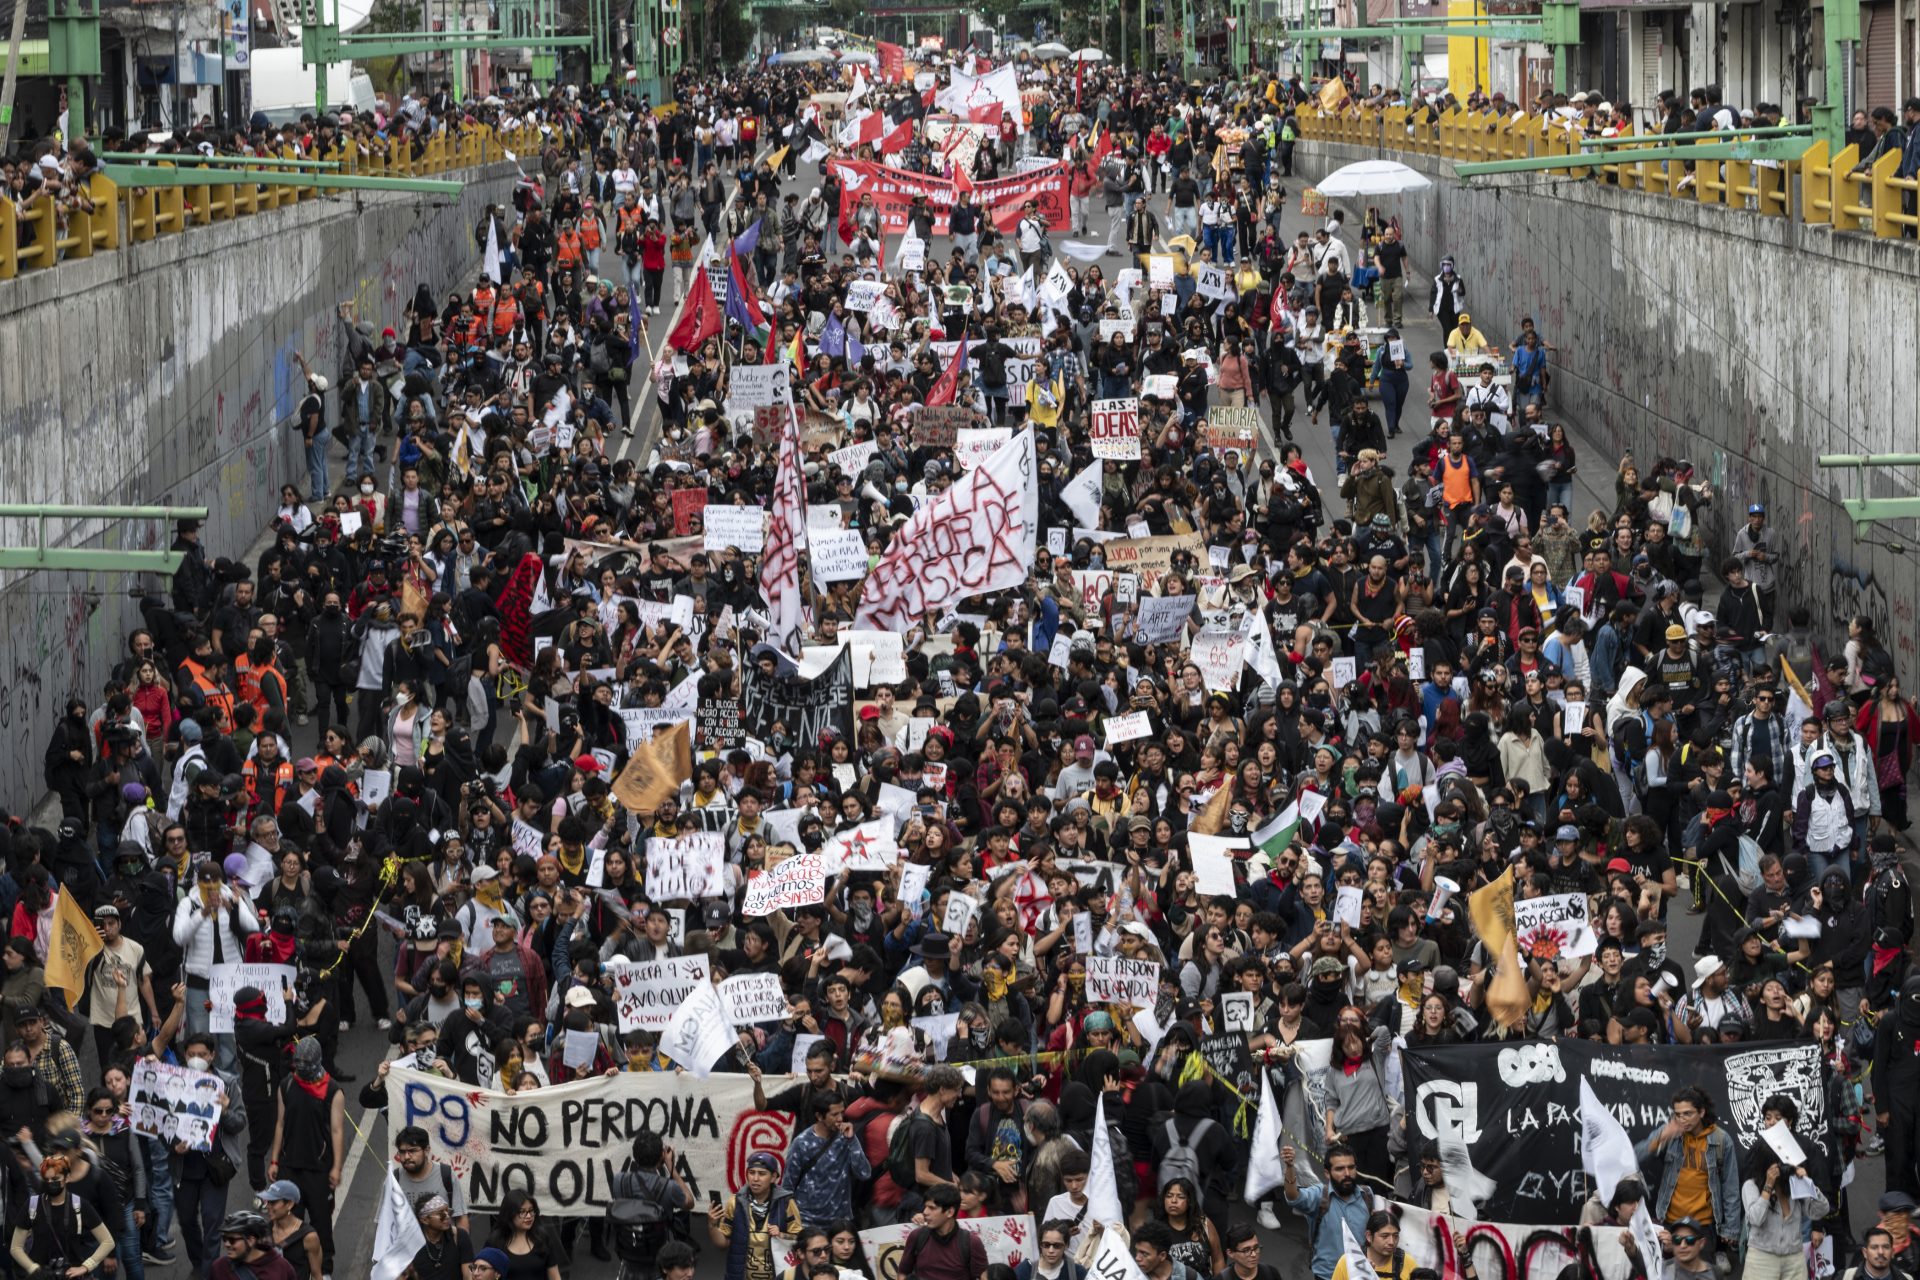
top-left (0, 165), bottom-right (516, 810)
top-left (1300, 139), bottom-right (1920, 674)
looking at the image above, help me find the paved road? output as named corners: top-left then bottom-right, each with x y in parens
top-left (143, 146), bottom-right (1893, 1277)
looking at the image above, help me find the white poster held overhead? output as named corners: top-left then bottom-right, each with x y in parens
top-left (810, 529), bottom-right (870, 583)
top-left (1512, 891), bottom-right (1597, 959)
top-left (742, 851), bottom-right (826, 916)
top-left (1103, 711), bottom-right (1153, 745)
top-left (610, 953), bottom-right (713, 1031)
top-left (719, 972), bottom-right (791, 1025)
top-left (704, 505), bottom-right (767, 553)
top-left (208, 963), bottom-right (294, 1033)
top-left (1333, 884), bottom-right (1365, 928)
top-left (1085, 955), bottom-right (1161, 1006)
top-left (1190, 624), bottom-right (1246, 692)
top-left (1187, 832), bottom-right (1244, 897)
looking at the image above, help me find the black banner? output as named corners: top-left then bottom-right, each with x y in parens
top-left (739, 647), bottom-right (856, 748)
top-left (1402, 1039), bottom-right (1830, 1223)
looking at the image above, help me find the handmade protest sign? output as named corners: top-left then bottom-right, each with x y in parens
top-left (742, 851), bottom-right (826, 917)
top-left (208, 963), bottom-right (294, 1033)
top-left (719, 972), bottom-right (791, 1025)
top-left (1085, 955), bottom-right (1160, 1006)
top-left (642, 832), bottom-right (728, 902)
top-left (1090, 398), bottom-right (1142, 460)
top-left (609, 953), bottom-right (712, 1031)
top-left (1513, 892), bottom-right (1597, 959)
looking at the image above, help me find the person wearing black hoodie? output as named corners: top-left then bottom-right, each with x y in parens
top-left (233, 983), bottom-right (300, 1190)
top-left (1150, 1082), bottom-right (1239, 1235)
top-left (1875, 975), bottom-right (1920, 1198)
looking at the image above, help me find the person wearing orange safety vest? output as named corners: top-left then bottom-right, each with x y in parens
top-left (242, 734), bottom-right (296, 816)
top-left (232, 637), bottom-right (289, 723)
top-left (555, 222), bottom-right (584, 273)
top-left (177, 636), bottom-right (236, 733)
top-left (579, 201), bottom-right (604, 275)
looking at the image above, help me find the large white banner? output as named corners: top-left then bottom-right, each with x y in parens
top-left (855, 430), bottom-right (1037, 632)
top-left (391, 1066), bottom-right (796, 1214)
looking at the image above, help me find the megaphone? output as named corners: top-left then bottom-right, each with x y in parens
top-left (1428, 875), bottom-right (1459, 922)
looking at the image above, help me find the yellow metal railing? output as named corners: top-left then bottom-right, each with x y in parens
top-left (0, 123), bottom-right (536, 283)
top-left (1296, 105), bottom-right (1920, 238)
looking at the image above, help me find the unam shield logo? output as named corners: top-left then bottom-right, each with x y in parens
top-left (725, 1110), bottom-right (794, 1189)
top-left (1414, 1079), bottom-right (1481, 1145)
top-left (1722, 1044), bottom-right (1828, 1154)
top-left (1034, 180), bottom-right (1068, 227)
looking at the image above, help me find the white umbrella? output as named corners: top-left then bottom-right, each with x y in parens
top-left (777, 48), bottom-right (838, 64)
top-left (1313, 159), bottom-right (1433, 197)
top-left (837, 51), bottom-right (877, 65)
top-left (1031, 41), bottom-right (1071, 59)
top-left (1071, 47), bottom-right (1106, 62)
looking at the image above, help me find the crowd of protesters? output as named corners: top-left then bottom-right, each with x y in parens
top-left (4, 41), bottom-right (1917, 1280)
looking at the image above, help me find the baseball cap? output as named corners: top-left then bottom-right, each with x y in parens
top-left (1555, 825), bottom-right (1581, 842)
top-left (573, 754), bottom-right (603, 774)
top-left (1310, 956), bottom-right (1345, 978)
top-left (1665, 624), bottom-right (1688, 641)
top-left (262, 1180), bottom-right (302, 1204)
top-left (1812, 753), bottom-right (1837, 769)
top-left (1074, 735), bottom-right (1095, 759)
top-left (1605, 857), bottom-right (1633, 874)
top-left (565, 985), bottom-right (597, 1008)
top-left (1748, 503), bottom-right (1767, 515)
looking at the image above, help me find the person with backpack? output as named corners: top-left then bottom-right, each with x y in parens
top-left (1281, 1142), bottom-right (1375, 1280)
top-left (886, 1065), bottom-right (964, 1220)
top-left (899, 1184), bottom-right (985, 1280)
top-left (780, 1093), bottom-right (870, 1226)
top-left (8, 1152), bottom-right (118, 1278)
top-left (607, 1130), bottom-right (694, 1274)
top-left (1150, 1083), bottom-right (1237, 1235)
top-left (963, 1068), bottom-right (1029, 1214)
top-left (708, 1151), bottom-right (801, 1280)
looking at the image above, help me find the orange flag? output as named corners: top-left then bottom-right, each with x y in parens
top-left (612, 720), bottom-right (692, 814)
top-left (44, 889), bottom-right (104, 1008)
top-left (1468, 867), bottom-right (1530, 1030)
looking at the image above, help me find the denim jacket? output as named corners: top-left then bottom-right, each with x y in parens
top-left (1634, 1123), bottom-right (1743, 1244)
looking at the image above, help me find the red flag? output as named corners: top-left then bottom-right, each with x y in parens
top-left (878, 113), bottom-right (916, 154)
top-left (1074, 56), bottom-right (1084, 110)
top-left (952, 159), bottom-right (974, 195)
top-left (1091, 124), bottom-right (1113, 176)
top-left (966, 102), bottom-right (1004, 126)
top-left (926, 335), bottom-right (969, 406)
top-left (667, 265), bottom-right (721, 352)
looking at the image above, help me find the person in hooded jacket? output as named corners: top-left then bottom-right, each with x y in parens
top-left (1150, 1082), bottom-right (1240, 1235)
top-left (233, 983), bottom-right (301, 1189)
top-left (43, 700), bottom-right (93, 822)
top-left (1875, 975), bottom-right (1920, 1198)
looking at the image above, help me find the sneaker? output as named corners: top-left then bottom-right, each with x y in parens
top-left (377, 1017), bottom-right (394, 1031)
top-left (338, 1020), bottom-right (351, 1032)
top-left (142, 1248), bottom-right (176, 1265)
top-left (296, 714), bottom-right (310, 727)
top-left (1257, 1206), bottom-right (1281, 1230)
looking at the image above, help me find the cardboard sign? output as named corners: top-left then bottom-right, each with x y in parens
top-left (1193, 262), bottom-right (1234, 301)
top-left (1090, 397), bottom-right (1142, 460)
top-left (208, 963), bottom-right (294, 1033)
top-left (845, 280), bottom-right (887, 311)
top-left (1513, 891), bottom-right (1597, 959)
top-left (697, 697), bottom-right (744, 751)
top-left (1103, 711), bottom-right (1153, 745)
top-left (913, 404), bottom-right (974, 448)
top-left (1204, 405), bottom-right (1261, 456)
top-left (130, 1060), bottom-right (222, 1151)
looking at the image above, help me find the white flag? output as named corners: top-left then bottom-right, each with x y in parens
top-left (802, 138), bottom-right (829, 164)
top-left (854, 430), bottom-right (1037, 633)
top-left (1245, 605), bottom-right (1284, 688)
top-left (482, 217), bottom-right (502, 285)
top-left (1020, 266), bottom-right (1040, 315)
top-left (659, 980), bottom-right (736, 1078)
top-left (372, 1168), bottom-right (428, 1280)
top-left (1437, 1129), bottom-right (1498, 1221)
top-left (1085, 1092), bottom-right (1126, 1228)
top-left (1061, 459), bottom-right (1103, 530)
top-left (1340, 1220), bottom-right (1379, 1280)
top-left (1578, 1077), bottom-right (1638, 1203)
top-left (848, 67), bottom-right (870, 105)
top-left (1243, 1072), bottom-right (1288, 1204)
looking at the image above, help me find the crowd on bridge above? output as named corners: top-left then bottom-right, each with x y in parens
top-left (4, 46), bottom-right (1919, 1280)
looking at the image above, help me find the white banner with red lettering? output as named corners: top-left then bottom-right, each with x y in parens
top-left (855, 430), bottom-right (1037, 633)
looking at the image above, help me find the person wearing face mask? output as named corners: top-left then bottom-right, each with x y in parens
top-left (10, 1153), bottom-right (116, 1279)
top-left (302, 594), bottom-right (354, 731)
top-left (266, 1037), bottom-right (343, 1277)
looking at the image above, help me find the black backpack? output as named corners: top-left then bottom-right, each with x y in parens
top-left (606, 1168), bottom-right (679, 1267)
top-left (884, 1111), bottom-right (929, 1190)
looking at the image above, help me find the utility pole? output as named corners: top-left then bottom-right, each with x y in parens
top-left (0, 0), bottom-right (32, 153)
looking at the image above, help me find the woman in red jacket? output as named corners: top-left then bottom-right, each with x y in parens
top-left (638, 218), bottom-right (668, 315)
